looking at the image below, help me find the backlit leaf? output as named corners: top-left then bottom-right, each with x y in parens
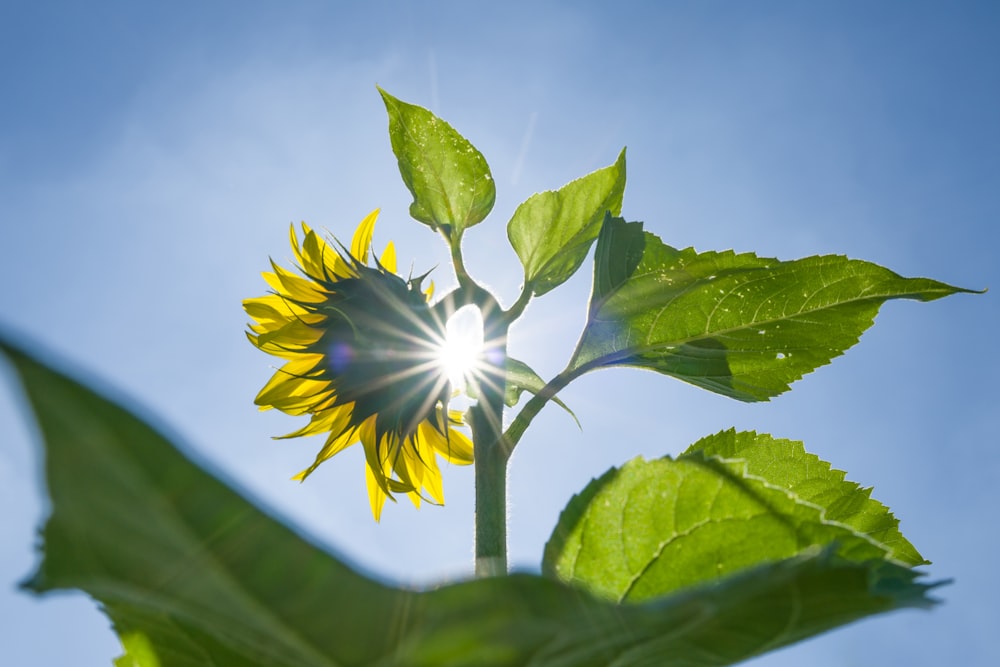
top-left (686, 429), bottom-right (925, 566)
top-left (508, 150), bottom-right (626, 296)
top-left (543, 431), bottom-right (932, 605)
top-left (380, 88), bottom-right (495, 236)
top-left (570, 216), bottom-right (977, 401)
top-left (504, 357), bottom-right (578, 426)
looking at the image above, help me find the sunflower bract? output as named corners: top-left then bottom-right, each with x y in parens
top-left (244, 209), bottom-right (473, 520)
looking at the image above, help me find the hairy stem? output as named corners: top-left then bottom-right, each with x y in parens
top-left (470, 291), bottom-right (511, 577)
top-left (438, 234), bottom-right (512, 577)
top-left (447, 229), bottom-right (476, 293)
top-left (471, 395), bottom-right (509, 576)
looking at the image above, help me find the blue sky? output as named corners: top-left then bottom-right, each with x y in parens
top-left (1, 1), bottom-right (997, 665)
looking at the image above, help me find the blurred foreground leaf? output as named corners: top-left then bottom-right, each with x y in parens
top-left (571, 216), bottom-right (978, 401)
top-left (2, 337), bottom-right (939, 667)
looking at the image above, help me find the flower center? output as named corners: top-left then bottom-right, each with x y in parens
top-left (322, 266), bottom-right (449, 438)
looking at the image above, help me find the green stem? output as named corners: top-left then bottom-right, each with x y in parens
top-left (472, 364), bottom-right (580, 577)
top-left (446, 229), bottom-right (476, 293)
top-left (471, 289), bottom-right (510, 577)
top-left (502, 367), bottom-right (581, 453)
top-left (470, 391), bottom-right (509, 577)
top-left (501, 284), bottom-right (533, 326)
top-left (439, 231), bottom-right (512, 576)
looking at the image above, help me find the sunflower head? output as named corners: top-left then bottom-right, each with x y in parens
top-left (244, 209), bottom-right (473, 520)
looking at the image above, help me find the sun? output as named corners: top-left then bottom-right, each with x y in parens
top-left (437, 305), bottom-right (485, 391)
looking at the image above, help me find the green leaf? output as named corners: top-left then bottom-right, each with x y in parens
top-left (508, 149), bottom-right (626, 296)
top-left (6, 339), bottom-right (404, 667)
top-left (113, 631), bottom-right (160, 667)
top-left (570, 216), bottom-right (978, 401)
top-left (504, 357), bottom-right (579, 426)
top-left (2, 338), bottom-right (938, 667)
top-left (543, 433), bottom-right (928, 604)
top-left (685, 429), bottom-right (925, 566)
top-left (379, 87), bottom-right (495, 236)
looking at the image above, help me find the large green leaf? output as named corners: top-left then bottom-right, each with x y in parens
top-left (2, 338), bottom-right (938, 667)
top-left (379, 88), bottom-right (495, 236)
top-left (507, 150), bottom-right (626, 296)
top-left (543, 431), bottom-right (931, 604)
top-left (570, 216), bottom-right (977, 401)
top-left (686, 429), bottom-right (925, 566)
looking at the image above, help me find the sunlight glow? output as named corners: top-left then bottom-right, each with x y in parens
top-left (439, 305), bottom-right (485, 391)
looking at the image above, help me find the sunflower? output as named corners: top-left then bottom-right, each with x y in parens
top-left (244, 209), bottom-right (474, 520)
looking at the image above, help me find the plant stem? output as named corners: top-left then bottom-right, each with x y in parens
top-left (439, 229), bottom-right (512, 576)
top-left (470, 294), bottom-right (511, 577)
top-left (502, 367), bottom-right (580, 453)
top-left (471, 398), bottom-right (509, 576)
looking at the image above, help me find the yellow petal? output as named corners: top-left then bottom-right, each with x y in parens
top-left (365, 464), bottom-right (390, 522)
top-left (258, 386), bottom-right (333, 415)
top-left (445, 428), bottom-right (475, 464)
top-left (359, 417), bottom-right (392, 495)
top-left (289, 223), bottom-right (304, 257)
top-left (252, 339), bottom-right (315, 360)
top-left (266, 261), bottom-right (326, 303)
top-left (351, 209), bottom-right (379, 263)
top-left (300, 228), bottom-right (331, 280)
top-left (380, 241), bottom-right (396, 274)
top-left (255, 357), bottom-right (333, 414)
top-left (289, 223), bottom-right (311, 274)
top-left (387, 477), bottom-right (416, 493)
top-left (254, 318), bottom-right (324, 349)
top-left (275, 405), bottom-right (352, 439)
top-left (414, 435), bottom-right (445, 504)
top-left (321, 247), bottom-right (353, 281)
top-left (244, 294), bottom-right (313, 325)
top-left (419, 420), bottom-right (474, 465)
top-left (386, 434), bottom-right (418, 491)
top-left (399, 437), bottom-right (425, 488)
top-left (290, 424), bottom-right (358, 481)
